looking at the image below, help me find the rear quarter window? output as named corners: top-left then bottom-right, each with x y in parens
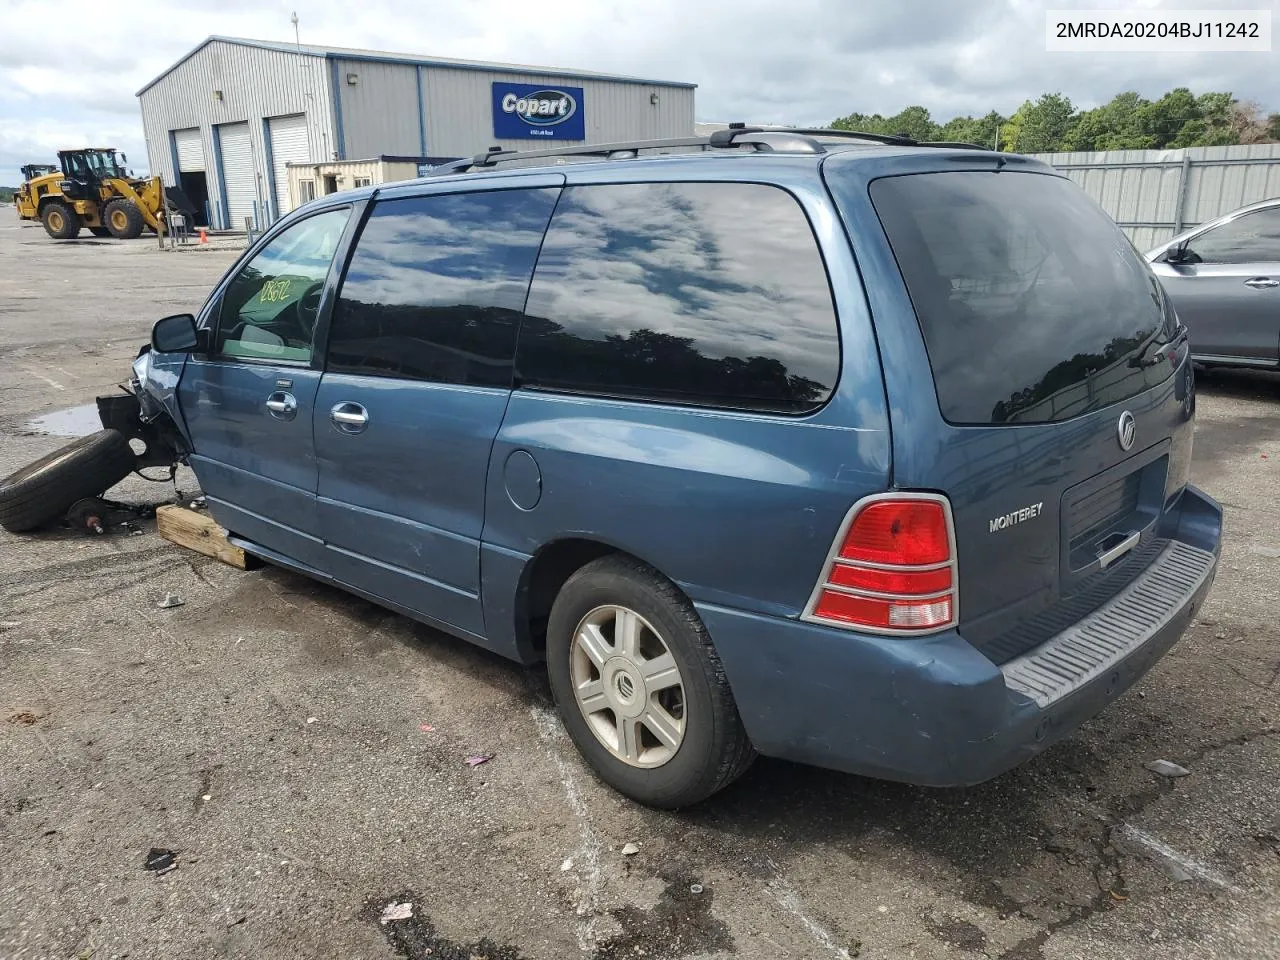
top-left (863, 170), bottom-right (1171, 425)
top-left (516, 181), bottom-right (840, 414)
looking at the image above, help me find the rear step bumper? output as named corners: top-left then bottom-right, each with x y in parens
top-left (1000, 540), bottom-right (1215, 707)
top-left (698, 485), bottom-right (1221, 787)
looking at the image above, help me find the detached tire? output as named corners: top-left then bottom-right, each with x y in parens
top-left (0, 430), bottom-right (136, 533)
top-left (547, 555), bottom-right (755, 808)
top-left (41, 200), bottom-right (81, 240)
top-left (103, 199), bottom-right (144, 239)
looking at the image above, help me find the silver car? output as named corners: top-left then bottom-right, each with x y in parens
top-left (1147, 198), bottom-right (1280, 368)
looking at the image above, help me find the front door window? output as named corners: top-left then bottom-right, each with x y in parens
top-left (215, 208), bottom-right (350, 363)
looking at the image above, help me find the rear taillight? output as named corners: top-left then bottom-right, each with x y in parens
top-left (804, 493), bottom-right (957, 635)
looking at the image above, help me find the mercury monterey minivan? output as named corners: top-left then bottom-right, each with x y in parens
top-left (44, 128), bottom-right (1229, 806)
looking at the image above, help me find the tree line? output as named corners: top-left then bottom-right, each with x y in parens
top-left (831, 88), bottom-right (1280, 153)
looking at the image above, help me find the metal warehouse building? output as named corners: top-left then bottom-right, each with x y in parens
top-left (137, 36), bottom-right (696, 229)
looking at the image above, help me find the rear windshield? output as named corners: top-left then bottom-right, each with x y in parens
top-left (864, 170), bottom-right (1172, 424)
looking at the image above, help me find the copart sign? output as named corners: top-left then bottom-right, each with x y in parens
top-left (492, 82), bottom-right (586, 140)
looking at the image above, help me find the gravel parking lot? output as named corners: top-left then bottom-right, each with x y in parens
top-left (1, 204), bottom-right (1278, 960)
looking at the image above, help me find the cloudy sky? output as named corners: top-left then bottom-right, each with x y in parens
top-left (2, 0), bottom-right (1277, 181)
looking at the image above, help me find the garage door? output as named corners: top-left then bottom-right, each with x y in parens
top-left (267, 114), bottom-right (310, 218)
top-left (217, 122), bottom-right (256, 230)
top-left (173, 127), bottom-right (205, 172)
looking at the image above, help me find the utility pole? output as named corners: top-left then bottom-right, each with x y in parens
top-left (292, 11), bottom-right (301, 47)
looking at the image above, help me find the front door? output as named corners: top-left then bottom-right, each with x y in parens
top-left (180, 206), bottom-right (353, 570)
top-left (313, 183), bottom-right (561, 640)
top-left (1153, 205), bottom-right (1280, 362)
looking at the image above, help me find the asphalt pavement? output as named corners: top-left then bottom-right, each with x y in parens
top-left (1, 205), bottom-right (1277, 960)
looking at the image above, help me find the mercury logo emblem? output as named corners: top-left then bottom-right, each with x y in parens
top-left (1117, 410), bottom-right (1136, 451)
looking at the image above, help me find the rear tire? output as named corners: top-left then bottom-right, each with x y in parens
top-left (41, 200), bottom-right (81, 240)
top-left (0, 430), bottom-right (136, 533)
top-left (546, 555), bottom-right (755, 808)
top-left (103, 199), bottom-right (144, 239)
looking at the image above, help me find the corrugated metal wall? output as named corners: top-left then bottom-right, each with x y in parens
top-left (333, 59), bottom-right (422, 159)
top-left (1030, 144), bottom-right (1280, 252)
top-left (421, 68), bottom-right (695, 156)
top-left (138, 40), bottom-right (333, 228)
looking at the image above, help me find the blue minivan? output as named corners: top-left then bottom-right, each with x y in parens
top-left (5, 127), bottom-right (1221, 806)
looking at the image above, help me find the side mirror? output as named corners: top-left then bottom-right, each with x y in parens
top-left (152, 313), bottom-right (200, 353)
top-left (1165, 239), bottom-right (1195, 264)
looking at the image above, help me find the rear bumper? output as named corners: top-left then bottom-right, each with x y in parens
top-left (698, 485), bottom-right (1221, 786)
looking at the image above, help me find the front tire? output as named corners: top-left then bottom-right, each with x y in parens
top-left (103, 199), bottom-right (144, 239)
top-left (547, 555), bottom-right (755, 807)
top-left (41, 200), bottom-right (81, 240)
top-left (0, 430), bottom-right (136, 532)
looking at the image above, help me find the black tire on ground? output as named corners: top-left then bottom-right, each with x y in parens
top-left (0, 430), bottom-right (136, 533)
top-left (102, 199), bottom-right (144, 239)
top-left (41, 200), bottom-right (81, 240)
top-left (546, 554), bottom-right (756, 808)
top-left (88, 226), bottom-right (111, 237)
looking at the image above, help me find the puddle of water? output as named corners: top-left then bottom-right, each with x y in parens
top-left (26, 403), bottom-right (101, 438)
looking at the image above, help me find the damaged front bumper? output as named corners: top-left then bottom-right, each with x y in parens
top-left (94, 346), bottom-right (190, 469)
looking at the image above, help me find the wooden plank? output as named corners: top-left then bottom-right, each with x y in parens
top-left (155, 504), bottom-right (257, 569)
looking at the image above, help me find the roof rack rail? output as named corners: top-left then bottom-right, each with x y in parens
top-left (428, 136), bottom-right (716, 175)
top-left (782, 127), bottom-right (918, 146)
top-left (425, 123), bottom-right (992, 177)
top-left (776, 128), bottom-right (992, 150)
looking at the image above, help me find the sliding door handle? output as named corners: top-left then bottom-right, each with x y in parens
top-left (330, 401), bottom-right (369, 434)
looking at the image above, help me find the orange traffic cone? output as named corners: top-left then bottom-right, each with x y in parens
top-left (198, 228), bottom-right (208, 244)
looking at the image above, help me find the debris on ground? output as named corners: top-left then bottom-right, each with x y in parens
top-left (380, 901), bottom-right (414, 924)
top-left (306, 717), bottom-right (318, 724)
top-left (465, 753), bottom-right (494, 768)
top-left (1144, 759), bottom-right (1192, 778)
top-left (621, 842), bottom-right (640, 857)
top-left (561, 858), bottom-right (574, 872)
top-left (65, 497), bottom-right (156, 536)
top-left (690, 883), bottom-right (704, 894)
top-left (157, 592), bottom-right (185, 609)
top-left (419, 723), bottom-right (436, 733)
top-left (144, 847), bottom-right (178, 873)
top-left (7, 711), bottom-right (41, 726)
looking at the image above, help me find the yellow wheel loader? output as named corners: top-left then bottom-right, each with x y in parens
top-left (14, 149), bottom-right (167, 240)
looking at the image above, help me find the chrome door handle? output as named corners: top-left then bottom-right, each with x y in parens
top-left (330, 401), bottom-right (369, 434)
top-left (265, 391), bottom-right (297, 420)
top-left (1244, 277), bottom-right (1280, 288)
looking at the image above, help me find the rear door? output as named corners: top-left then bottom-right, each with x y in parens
top-left (1150, 206), bottom-right (1280, 362)
top-left (179, 206), bottom-right (353, 571)
top-left (313, 180), bottom-right (561, 640)
top-left (824, 158), bottom-right (1193, 659)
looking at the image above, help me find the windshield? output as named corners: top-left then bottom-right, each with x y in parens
top-left (67, 151), bottom-right (122, 179)
top-left (852, 169), bottom-right (1174, 425)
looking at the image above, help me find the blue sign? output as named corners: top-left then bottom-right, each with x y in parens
top-left (492, 82), bottom-right (585, 140)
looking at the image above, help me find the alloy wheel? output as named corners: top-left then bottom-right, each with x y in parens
top-left (569, 604), bottom-right (686, 768)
